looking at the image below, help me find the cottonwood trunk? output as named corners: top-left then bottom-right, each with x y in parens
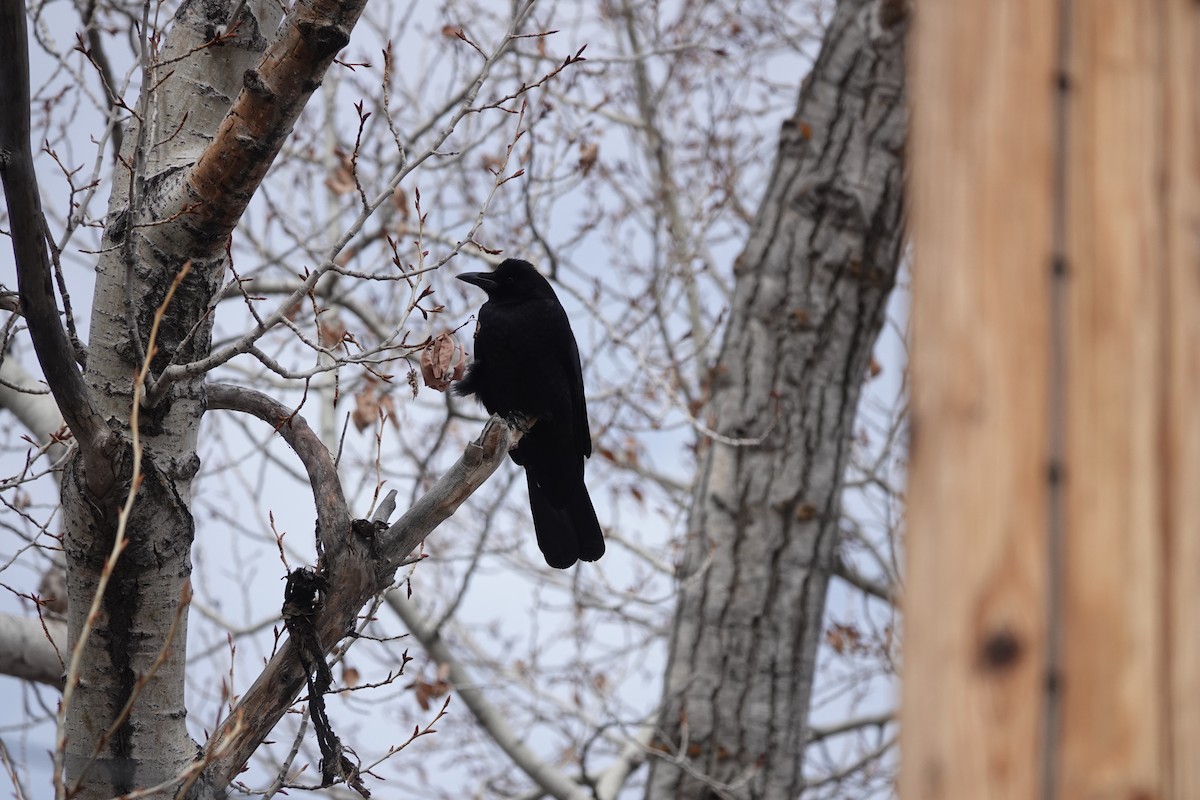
top-left (645, 1), bottom-right (908, 797)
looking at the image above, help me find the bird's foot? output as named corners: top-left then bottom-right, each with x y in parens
top-left (503, 412), bottom-right (537, 434)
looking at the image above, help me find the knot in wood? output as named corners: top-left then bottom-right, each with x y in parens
top-left (978, 628), bottom-right (1023, 671)
top-left (296, 19), bottom-right (351, 59)
top-left (242, 68), bottom-right (273, 99)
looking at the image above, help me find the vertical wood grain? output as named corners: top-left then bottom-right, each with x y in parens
top-left (1059, 3), bottom-right (1165, 797)
top-left (906, 1), bottom-right (1200, 798)
top-left (903, 2), bottom-right (1058, 798)
top-left (1164, 3), bottom-right (1200, 798)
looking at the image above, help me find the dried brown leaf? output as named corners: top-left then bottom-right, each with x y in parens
top-left (352, 385), bottom-right (379, 432)
top-left (391, 186), bottom-right (409, 219)
top-left (420, 331), bottom-right (468, 392)
top-left (578, 141), bottom-right (599, 176)
top-left (319, 316), bottom-right (347, 346)
top-left (324, 150), bottom-right (356, 195)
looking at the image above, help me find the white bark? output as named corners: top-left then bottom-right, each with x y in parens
top-left (0, 613), bottom-right (66, 687)
top-left (57, 2), bottom-right (287, 791)
top-left (0, 359), bottom-right (65, 462)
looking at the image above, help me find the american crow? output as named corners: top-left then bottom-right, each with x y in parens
top-left (455, 259), bottom-right (605, 568)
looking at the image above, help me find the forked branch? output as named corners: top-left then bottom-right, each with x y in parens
top-left (194, 396), bottom-right (522, 795)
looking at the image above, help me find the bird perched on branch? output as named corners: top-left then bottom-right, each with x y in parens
top-left (455, 258), bottom-right (604, 568)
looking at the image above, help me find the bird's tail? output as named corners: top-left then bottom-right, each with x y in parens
top-left (568, 484), bottom-right (605, 563)
top-left (527, 473), bottom-right (605, 568)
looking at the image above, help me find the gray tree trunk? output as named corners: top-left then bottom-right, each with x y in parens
top-left (644, 1), bottom-right (908, 798)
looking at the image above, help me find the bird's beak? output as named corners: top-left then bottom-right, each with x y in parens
top-left (457, 271), bottom-right (498, 290)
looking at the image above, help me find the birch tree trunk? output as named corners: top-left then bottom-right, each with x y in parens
top-left (5, 0), bottom-right (376, 794)
top-left (57, 8), bottom-right (273, 781)
top-left (645, 1), bottom-right (908, 797)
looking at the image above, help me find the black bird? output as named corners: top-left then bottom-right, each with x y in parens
top-left (455, 259), bottom-right (604, 568)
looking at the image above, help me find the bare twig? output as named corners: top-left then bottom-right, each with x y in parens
top-left (0, 0), bottom-right (113, 492)
top-left (387, 591), bottom-right (593, 800)
top-left (194, 412), bottom-right (524, 792)
top-left (0, 738), bottom-right (29, 800)
top-left (149, 1), bottom-right (542, 398)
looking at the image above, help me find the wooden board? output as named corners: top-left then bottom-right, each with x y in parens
top-left (904, 1), bottom-right (1200, 798)
top-left (903, 2), bottom-right (1058, 797)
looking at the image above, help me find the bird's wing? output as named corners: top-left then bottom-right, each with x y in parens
top-left (540, 296), bottom-right (590, 462)
top-left (564, 320), bottom-right (592, 459)
top-left (534, 295), bottom-right (592, 461)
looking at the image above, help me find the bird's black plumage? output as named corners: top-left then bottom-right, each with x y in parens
top-left (455, 258), bottom-right (604, 568)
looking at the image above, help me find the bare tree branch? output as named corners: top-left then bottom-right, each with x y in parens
top-left (208, 383), bottom-right (350, 560)
top-left (833, 552), bottom-right (899, 606)
top-left (0, 612), bottom-right (66, 687)
top-left (387, 591), bottom-right (593, 800)
top-left (0, 0), bottom-right (112, 492)
top-left (183, 0), bottom-right (381, 249)
top-left (195, 413), bottom-right (523, 793)
top-left (76, 0), bottom-right (125, 161)
top-left (807, 711), bottom-right (894, 744)
top-left (0, 359), bottom-right (67, 466)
